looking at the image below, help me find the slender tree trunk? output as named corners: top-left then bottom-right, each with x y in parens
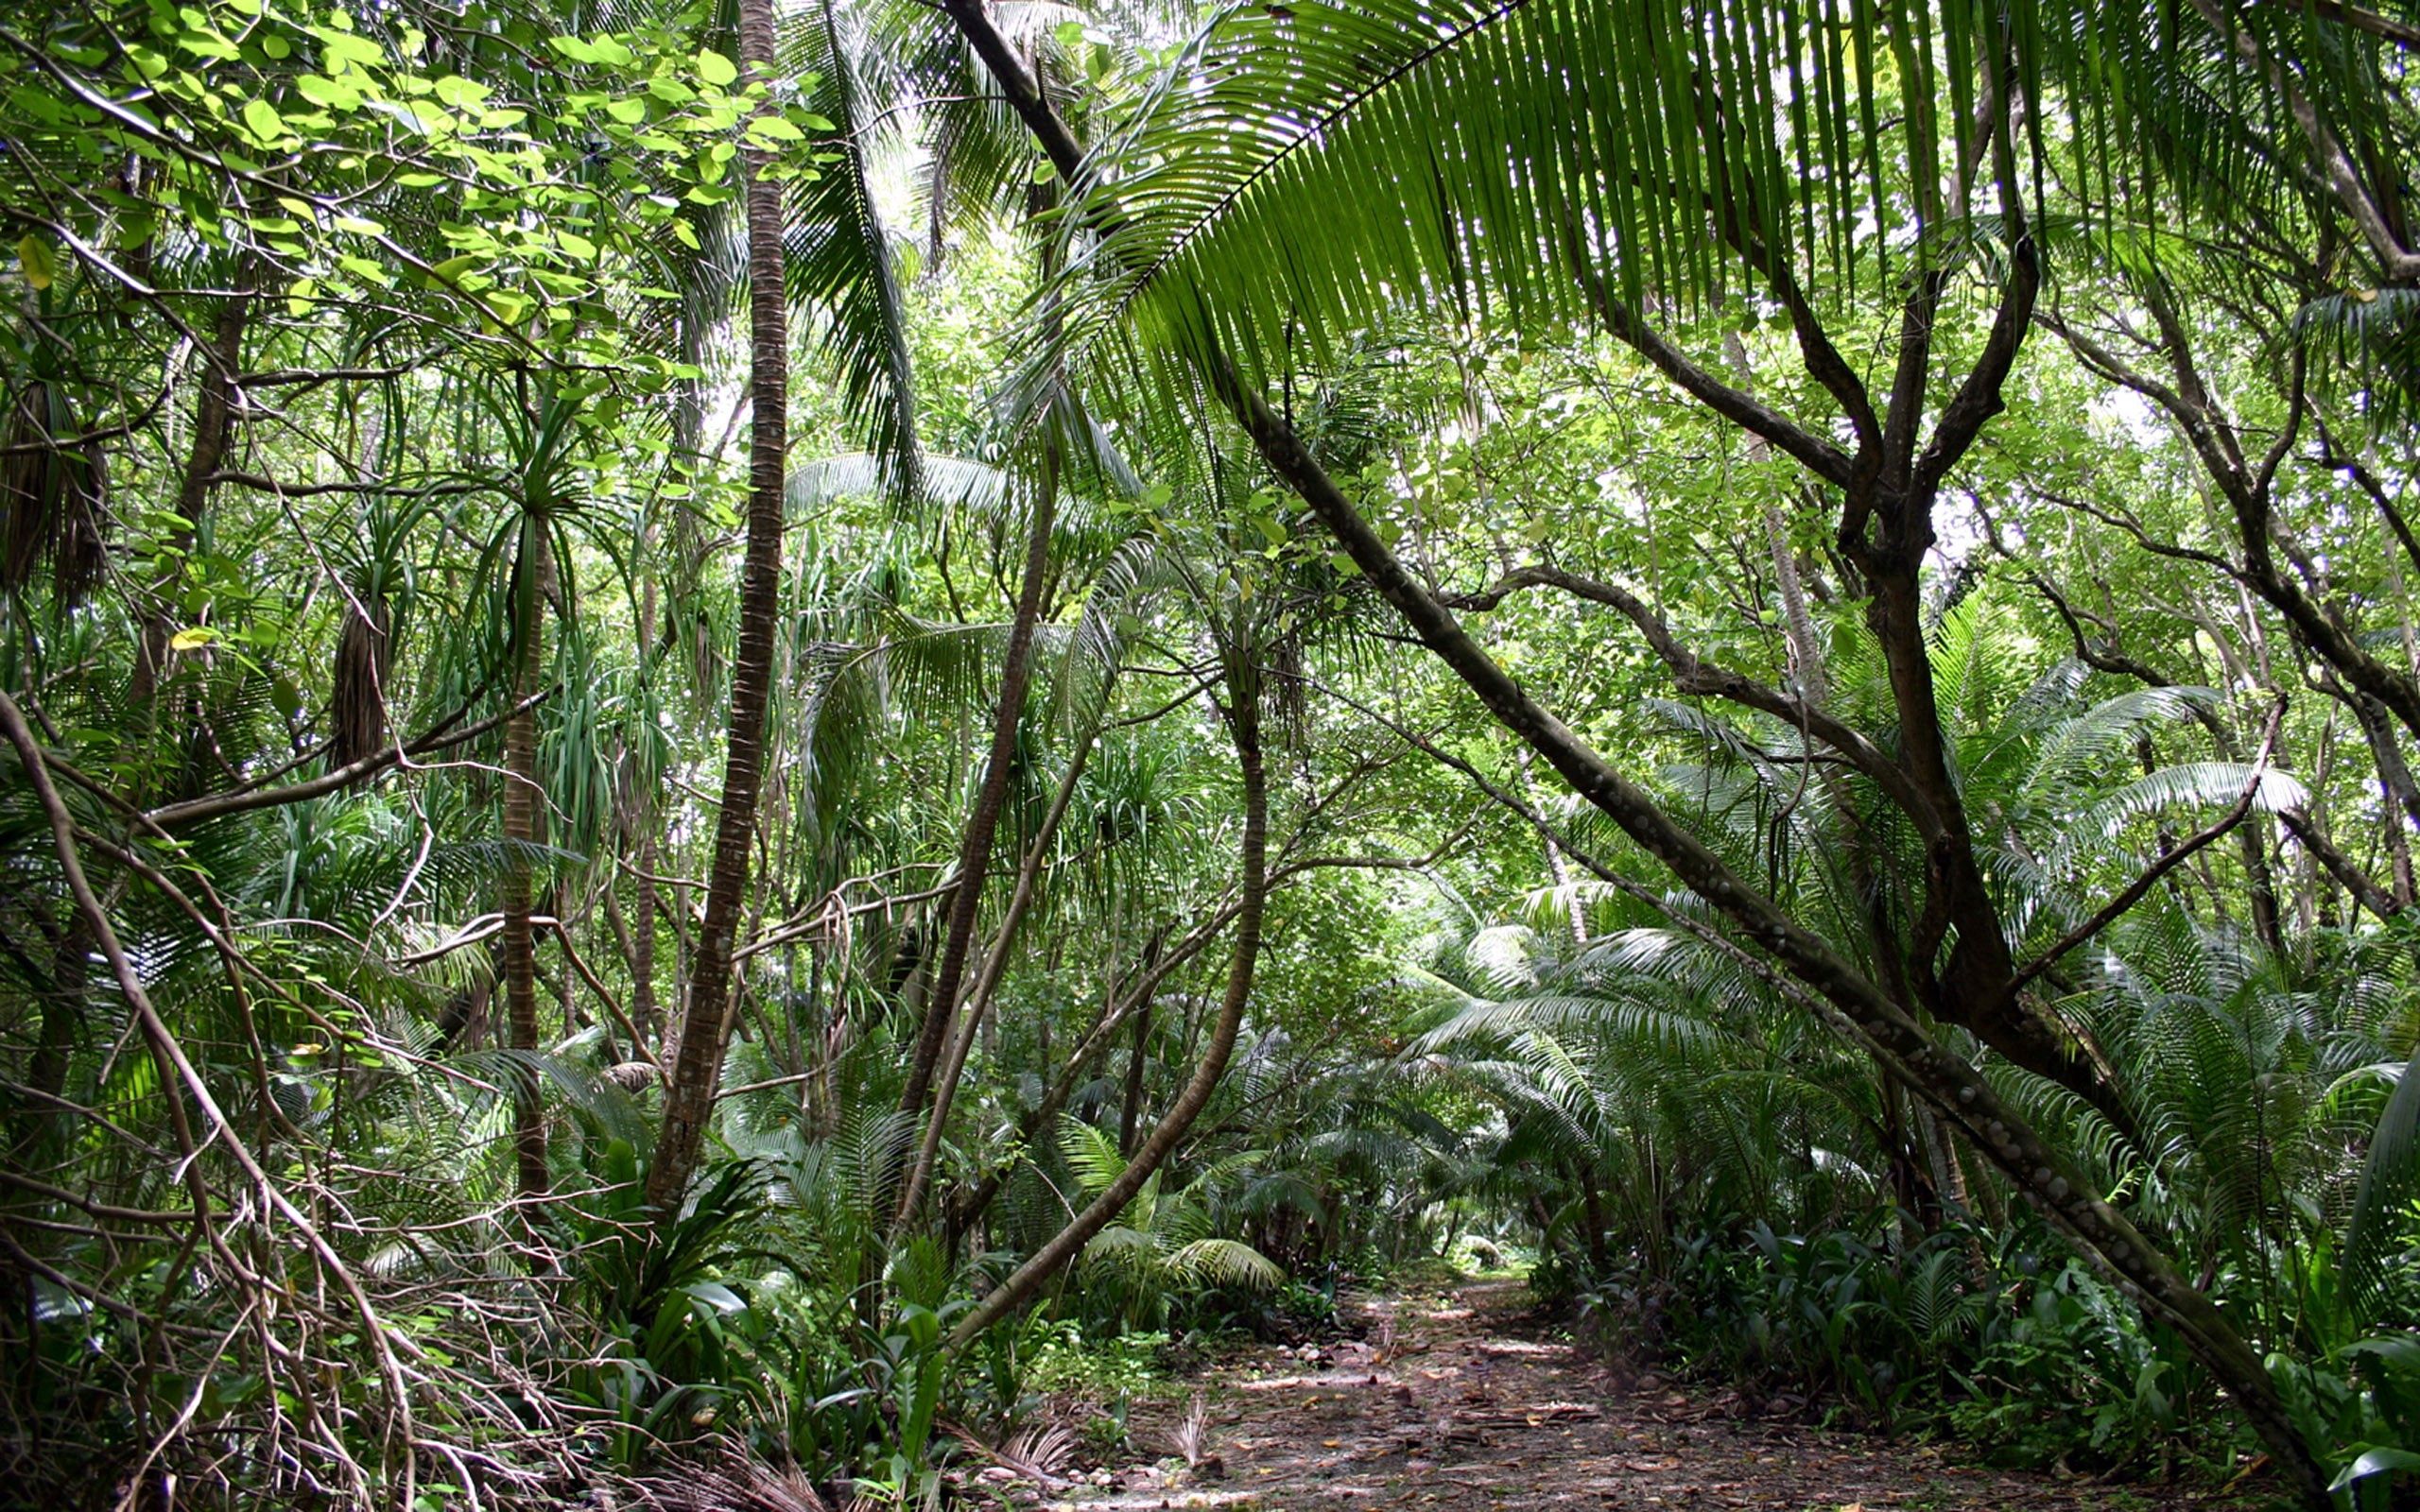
top-left (949, 917), bottom-right (1206, 1238)
top-left (898, 448), bottom-right (1061, 1123)
top-left (1117, 998), bottom-right (1152, 1158)
top-left (131, 290), bottom-right (249, 717)
top-left (11, 915), bottom-right (86, 1164)
top-left (646, 0), bottom-right (788, 1211)
top-left (946, 663), bottom-right (1265, 1349)
top-left (895, 670), bottom-right (1106, 1231)
top-left (502, 524), bottom-right (551, 1206)
top-left (1573, 1161), bottom-right (1610, 1274)
top-left (630, 539), bottom-right (662, 1051)
top-left (2345, 688), bottom-right (2420, 906)
top-left (630, 848), bottom-right (661, 1052)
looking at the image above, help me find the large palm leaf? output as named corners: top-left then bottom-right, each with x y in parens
top-left (1048, 0), bottom-right (2016, 387)
top-left (783, 0), bottom-right (925, 496)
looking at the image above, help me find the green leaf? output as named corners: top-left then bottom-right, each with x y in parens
top-left (696, 48), bottom-right (736, 87)
top-left (294, 74), bottom-right (359, 110)
top-left (2329, 1448), bottom-right (2420, 1493)
top-left (17, 235), bottom-right (56, 291)
top-left (241, 98), bottom-right (285, 143)
top-left (168, 627), bottom-right (217, 651)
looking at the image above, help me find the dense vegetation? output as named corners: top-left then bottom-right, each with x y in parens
top-left (2, 0), bottom-right (2418, 1507)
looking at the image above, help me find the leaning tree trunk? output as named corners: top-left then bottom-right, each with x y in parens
top-left (502, 524), bottom-right (551, 1206)
top-left (947, 659), bottom-right (1265, 1349)
top-left (646, 0), bottom-right (789, 1211)
top-left (893, 611), bottom-right (1102, 1234)
top-left (1245, 384), bottom-right (2333, 1508)
top-left (896, 446), bottom-right (1060, 1123)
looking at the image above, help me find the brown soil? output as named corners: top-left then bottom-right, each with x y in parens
top-left (1041, 1280), bottom-right (2261, 1512)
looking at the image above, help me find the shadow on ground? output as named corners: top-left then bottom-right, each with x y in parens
top-left (1042, 1280), bottom-right (2256, 1512)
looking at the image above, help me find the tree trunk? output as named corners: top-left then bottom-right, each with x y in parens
top-left (1117, 997), bottom-right (1151, 1158)
top-left (645, 0), bottom-right (788, 1211)
top-left (502, 524), bottom-right (551, 1206)
top-left (10, 915), bottom-right (86, 1164)
top-left (946, 664), bottom-right (1265, 1349)
top-left (629, 551), bottom-right (663, 1051)
top-left (131, 290), bottom-right (249, 720)
top-left (1573, 1161), bottom-right (1610, 1274)
top-left (895, 659), bottom-right (1104, 1232)
top-left (898, 444), bottom-right (1060, 1122)
top-left (949, 917), bottom-right (1209, 1239)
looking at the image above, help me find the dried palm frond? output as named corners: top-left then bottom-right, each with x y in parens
top-left (1, 379), bottom-right (111, 606)
top-left (606, 1059), bottom-right (662, 1091)
top-left (1372, 1314), bottom-right (1401, 1365)
top-left (946, 1417), bottom-right (1077, 1489)
top-left (1167, 1391), bottom-right (1210, 1468)
top-left (331, 590), bottom-right (392, 767)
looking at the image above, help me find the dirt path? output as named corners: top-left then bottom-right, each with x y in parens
top-left (1046, 1280), bottom-right (2246, 1512)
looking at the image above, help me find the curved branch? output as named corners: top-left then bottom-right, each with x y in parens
top-left (1445, 562), bottom-right (1937, 832)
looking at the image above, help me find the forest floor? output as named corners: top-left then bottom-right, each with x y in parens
top-left (1038, 1279), bottom-right (2261, 1512)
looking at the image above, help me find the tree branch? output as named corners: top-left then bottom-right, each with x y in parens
top-left (2002, 705), bottom-right (2282, 1002)
top-left (1444, 561), bottom-right (1938, 830)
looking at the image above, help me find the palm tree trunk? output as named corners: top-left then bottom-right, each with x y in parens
top-left (646, 0), bottom-right (789, 1211)
top-left (502, 524), bottom-right (551, 1206)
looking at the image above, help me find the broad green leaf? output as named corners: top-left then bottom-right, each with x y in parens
top-left (2330, 1449), bottom-right (2420, 1492)
top-left (745, 112), bottom-right (804, 143)
top-left (17, 235), bottom-right (56, 290)
top-left (241, 98), bottom-right (285, 144)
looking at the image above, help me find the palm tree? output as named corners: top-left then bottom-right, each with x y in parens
top-left (648, 0), bottom-right (798, 1211)
top-left (1056, 1118), bottom-right (1280, 1332)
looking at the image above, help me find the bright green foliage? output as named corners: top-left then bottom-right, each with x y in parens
top-left (5, 0), bottom-right (2420, 1507)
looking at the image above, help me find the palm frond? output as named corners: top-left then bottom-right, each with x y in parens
top-left (2056, 762), bottom-right (2307, 860)
top-left (782, 0), bottom-right (923, 496)
top-left (1049, 0), bottom-right (2018, 393)
top-left (1164, 1236), bottom-right (1281, 1290)
top-left (2343, 1040), bottom-right (2420, 1324)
